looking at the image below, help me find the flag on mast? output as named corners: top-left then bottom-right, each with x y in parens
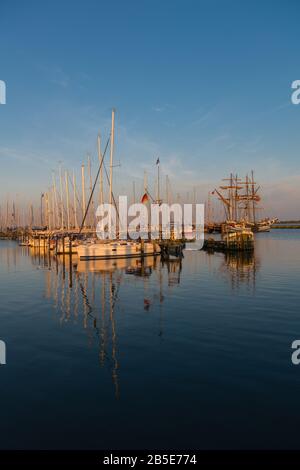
top-left (156, 157), bottom-right (160, 165)
top-left (141, 193), bottom-right (149, 204)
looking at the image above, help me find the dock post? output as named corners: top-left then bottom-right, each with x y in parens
top-left (62, 236), bottom-right (65, 280)
top-left (55, 238), bottom-right (58, 274)
top-left (48, 235), bottom-right (51, 267)
top-left (38, 237), bottom-right (41, 263)
top-left (141, 239), bottom-right (144, 256)
top-left (69, 236), bottom-right (73, 288)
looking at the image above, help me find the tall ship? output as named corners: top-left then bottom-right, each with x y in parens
top-left (212, 172), bottom-right (278, 233)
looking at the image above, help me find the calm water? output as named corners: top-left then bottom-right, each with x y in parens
top-left (0, 231), bottom-right (300, 449)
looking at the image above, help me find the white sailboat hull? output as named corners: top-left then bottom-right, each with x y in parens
top-left (254, 224), bottom-right (271, 233)
top-left (77, 241), bottom-right (160, 260)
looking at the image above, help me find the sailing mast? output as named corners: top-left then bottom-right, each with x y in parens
top-left (45, 192), bottom-right (50, 229)
top-left (97, 134), bottom-right (104, 205)
top-left (53, 177), bottom-right (59, 229)
top-left (109, 109), bottom-right (115, 206)
top-left (87, 154), bottom-right (94, 228)
top-left (81, 164), bottom-right (86, 228)
top-left (40, 193), bottom-right (44, 227)
top-left (156, 157), bottom-right (161, 204)
top-left (245, 174), bottom-right (250, 222)
top-left (234, 174), bottom-right (238, 221)
top-left (59, 164), bottom-right (64, 229)
top-left (73, 170), bottom-right (78, 229)
top-left (65, 170), bottom-right (70, 230)
top-left (251, 170), bottom-right (256, 224)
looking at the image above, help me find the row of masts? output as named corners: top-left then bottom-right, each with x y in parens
top-left (0, 108), bottom-right (201, 233)
top-left (0, 110), bottom-right (116, 232)
top-left (0, 183), bottom-right (201, 232)
top-left (0, 109), bottom-right (267, 234)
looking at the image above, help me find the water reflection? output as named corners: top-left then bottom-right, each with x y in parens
top-left (1, 235), bottom-right (300, 449)
top-left (219, 250), bottom-right (259, 290)
top-left (37, 251), bottom-right (184, 399)
top-left (4, 242), bottom-right (261, 399)
top-left (163, 258), bottom-right (182, 286)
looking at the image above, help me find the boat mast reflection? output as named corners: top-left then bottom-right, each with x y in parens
top-left (219, 251), bottom-right (259, 291)
top-left (39, 252), bottom-right (182, 398)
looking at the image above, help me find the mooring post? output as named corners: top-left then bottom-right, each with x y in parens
top-left (141, 255), bottom-right (145, 276)
top-left (55, 238), bottom-right (58, 274)
top-left (38, 237), bottom-right (41, 263)
top-left (69, 236), bottom-right (73, 288)
top-left (48, 235), bottom-right (51, 267)
top-left (62, 236), bottom-right (65, 280)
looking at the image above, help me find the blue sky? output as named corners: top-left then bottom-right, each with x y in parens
top-left (0, 0), bottom-right (300, 218)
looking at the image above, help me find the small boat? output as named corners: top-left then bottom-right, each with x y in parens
top-left (253, 223), bottom-right (271, 233)
top-left (77, 240), bottom-right (160, 260)
top-left (252, 218), bottom-right (278, 233)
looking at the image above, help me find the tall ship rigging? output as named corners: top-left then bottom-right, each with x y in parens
top-left (212, 171), bottom-right (278, 233)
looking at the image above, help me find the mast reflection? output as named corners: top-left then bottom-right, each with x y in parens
top-left (219, 251), bottom-right (259, 291)
top-left (37, 252), bottom-right (182, 399)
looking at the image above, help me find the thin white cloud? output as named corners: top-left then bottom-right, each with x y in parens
top-left (38, 64), bottom-right (70, 88)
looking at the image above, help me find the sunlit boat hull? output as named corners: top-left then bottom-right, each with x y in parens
top-left (77, 241), bottom-right (161, 260)
top-left (253, 224), bottom-right (271, 233)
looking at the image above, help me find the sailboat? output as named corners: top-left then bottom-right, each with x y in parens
top-left (77, 240), bottom-right (160, 260)
top-left (76, 110), bottom-right (161, 261)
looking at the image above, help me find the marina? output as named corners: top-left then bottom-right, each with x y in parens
top-left (0, 110), bottom-right (278, 262)
top-left (1, 0), bottom-right (300, 461)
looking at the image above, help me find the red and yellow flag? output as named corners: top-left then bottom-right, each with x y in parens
top-left (141, 193), bottom-right (149, 204)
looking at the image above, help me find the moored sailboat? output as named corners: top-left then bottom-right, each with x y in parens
top-left (77, 240), bottom-right (160, 260)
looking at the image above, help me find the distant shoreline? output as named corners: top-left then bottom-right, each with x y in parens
top-left (273, 225), bottom-right (300, 229)
top-left (278, 220), bottom-right (300, 224)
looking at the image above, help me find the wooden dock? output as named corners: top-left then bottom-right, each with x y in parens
top-left (203, 237), bottom-right (254, 253)
top-left (158, 240), bottom-right (185, 259)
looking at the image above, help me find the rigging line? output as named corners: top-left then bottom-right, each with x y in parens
top-left (146, 189), bottom-right (156, 203)
top-left (102, 160), bottom-right (120, 223)
top-left (79, 136), bottom-right (110, 233)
